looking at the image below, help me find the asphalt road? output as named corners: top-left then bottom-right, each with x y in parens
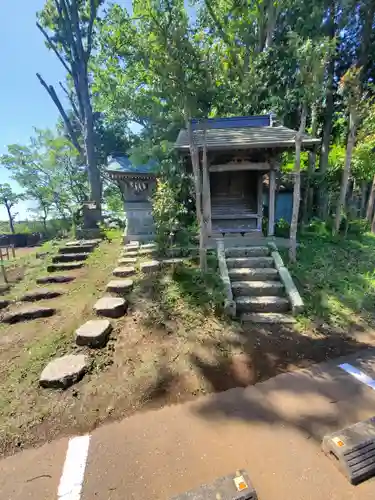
top-left (3, 349), bottom-right (375, 499)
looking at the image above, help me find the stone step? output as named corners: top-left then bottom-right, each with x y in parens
top-left (118, 257), bottom-right (137, 265)
top-left (112, 266), bottom-right (136, 278)
top-left (139, 260), bottom-right (160, 273)
top-left (47, 262), bottom-right (84, 272)
top-left (2, 306), bottom-right (56, 324)
top-left (39, 354), bottom-right (89, 389)
top-left (52, 253), bottom-right (89, 263)
top-left (226, 256), bottom-right (274, 269)
top-left (66, 239), bottom-right (101, 247)
top-left (231, 280), bottom-right (285, 297)
top-left (240, 313), bottom-right (296, 324)
top-left (122, 250), bottom-right (139, 258)
top-left (37, 275), bottom-right (76, 284)
top-left (59, 244), bottom-right (95, 254)
top-left (0, 299), bottom-right (10, 310)
top-left (20, 288), bottom-right (63, 302)
top-left (75, 319), bottom-right (112, 348)
top-left (225, 246), bottom-right (270, 258)
top-left (94, 296), bottom-right (127, 318)
top-left (106, 279), bottom-right (134, 294)
top-left (235, 296), bottom-right (290, 313)
top-left (229, 267), bottom-right (279, 281)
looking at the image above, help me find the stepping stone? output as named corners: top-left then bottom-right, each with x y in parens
top-left (2, 306), bottom-right (56, 324)
top-left (20, 288), bottom-right (63, 302)
top-left (141, 243), bottom-right (157, 249)
top-left (112, 266), bottom-right (135, 278)
top-left (106, 279), bottom-right (133, 294)
top-left (124, 242), bottom-right (139, 249)
top-left (160, 258), bottom-right (186, 266)
top-left (122, 250), bottom-right (138, 258)
top-left (47, 262), bottom-right (84, 272)
top-left (66, 239), bottom-right (101, 247)
top-left (139, 260), bottom-right (160, 273)
top-left (75, 319), bottom-right (112, 348)
top-left (39, 354), bottom-right (89, 389)
top-left (94, 296), bottom-right (127, 318)
top-left (0, 299), bottom-right (10, 310)
top-left (52, 253), bottom-right (89, 263)
top-left (118, 257), bottom-right (137, 265)
top-left (37, 275), bottom-right (76, 284)
top-left (241, 313), bottom-right (296, 324)
top-left (59, 244), bottom-right (95, 254)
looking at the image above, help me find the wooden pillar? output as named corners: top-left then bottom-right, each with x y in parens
top-left (268, 168), bottom-right (276, 236)
top-left (202, 154), bottom-right (212, 236)
top-left (257, 172), bottom-right (263, 231)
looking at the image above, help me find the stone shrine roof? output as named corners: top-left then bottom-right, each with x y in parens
top-left (106, 155), bottom-right (157, 179)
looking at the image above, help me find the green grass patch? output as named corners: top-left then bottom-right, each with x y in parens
top-left (285, 233), bottom-right (375, 329)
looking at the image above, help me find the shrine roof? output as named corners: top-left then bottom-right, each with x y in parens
top-left (175, 115), bottom-right (320, 152)
top-left (106, 155), bottom-right (157, 177)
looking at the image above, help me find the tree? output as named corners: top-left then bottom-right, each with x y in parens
top-left (289, 36), bottom-right (330, 261)
top-left (0, 184), bottom-right (23, 234)
top-left (1, 129), bottom-right (88, 225)
top-left (36, 0), bottom-right (103, 217)
top-left (333, 67), bottom-right (363, 234)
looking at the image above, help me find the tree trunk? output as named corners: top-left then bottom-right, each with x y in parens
top-left (366, 176), bottom-right (375, 222)
top-left (81, 69), bottom-right (101, 213)
top-left (360, 181), bottom-right (368, 217)
top-left (318, 0), bottom-right (335, 220)
top-left (289, 104), bottom-right (307, 262)
top-left (186, 118), bottom-right (206, 272)
top-left (6, 205), bottom-right (15, 234)
top-left (333, 110), bottom-right (357, 234)
top-left (302, 105), bottom-right (318, 225)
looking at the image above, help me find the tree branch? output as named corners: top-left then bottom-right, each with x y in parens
top-left (59, 81), bottom-right (82, 125)
top-left (37, 73), bottom-right (83, 155)
top-left (86, 0), bottom-right (97, 60)
top-left (36, 22), bottom-right (72, 76)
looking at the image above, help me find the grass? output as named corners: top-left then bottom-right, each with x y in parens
top-left (285, 232), bottom-right (375, 331)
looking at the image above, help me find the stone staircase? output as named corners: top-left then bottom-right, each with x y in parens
top-left (224, 245), bottom-right (299, 324)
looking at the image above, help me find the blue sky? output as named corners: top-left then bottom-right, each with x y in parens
top-left (0, 0), bottom-right (132, 222)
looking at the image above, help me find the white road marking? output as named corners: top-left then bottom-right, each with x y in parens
top-left (339, 363), bottom-right (375, 390)
top-left (58, 435), bottom-right (91, 500)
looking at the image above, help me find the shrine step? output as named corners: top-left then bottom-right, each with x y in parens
top-left (241, 312), bottom-right (296, 324)
top-left (226, 256), bottom-right (274, 269)
top-left (225, 246), bottom-right (270, 258)
top-left (47, 262), bottom-right (84, 272)
top-left (236, 296), bottom-right (290, 313)
top-left (52, 253), bottom-right (90, 263)
top-left (228, 267), bottom-right (279, 281)
top-left (232, 280), bottom-right (285, 297)
top-left (59, 244), bottom-right (96, 254)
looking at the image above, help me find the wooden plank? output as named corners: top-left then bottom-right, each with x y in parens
top-left (209, 162), bottom-right (270, 172)
top-left (257, 173), bottom-right (263, 231)
top-left (268, 169), bottom-right (276, 236)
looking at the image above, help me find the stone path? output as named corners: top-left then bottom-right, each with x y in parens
top-left (20, 289), bottom-right (63, 302)
top-left (36, 275), bottom-right (76, 284)
top-left (36, 240), bottom-right (181, 390)
top-left (94, 296), bottom-right (127, 318)
top-left (75, 319), bottom-right (112, 348)
top-left (39, 354), bottom-right (89, 389)
top-left (0, 239), bottom-right (102, 390)
top-left (2, 306), bottom-right (56, 324)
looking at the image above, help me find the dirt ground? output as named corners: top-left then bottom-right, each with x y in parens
top-left (1, 237), bottom-right (375, 459)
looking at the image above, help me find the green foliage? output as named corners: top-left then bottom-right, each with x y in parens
top-left (288, 233), bottom-right (375, 328)
top-left (1, 129), bottom-right (87, 222)
top-left (275, 217), bottom-right (290, 237)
